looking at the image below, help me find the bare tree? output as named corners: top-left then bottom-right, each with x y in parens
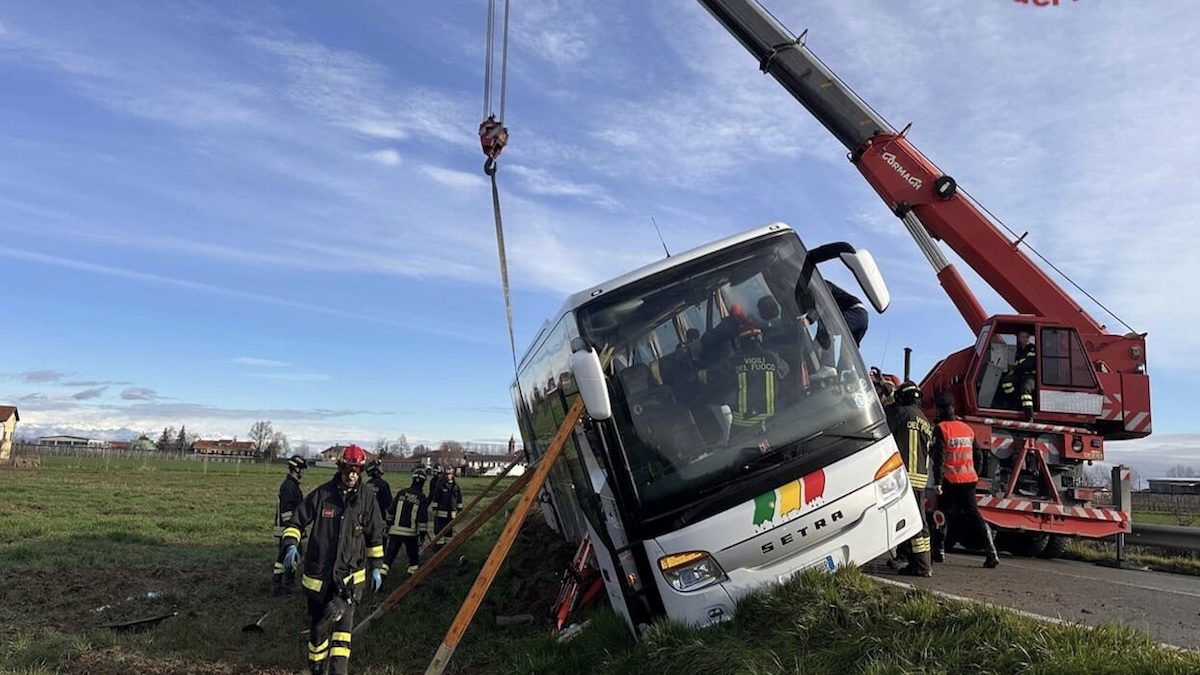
top-left (1082, 464), bottom-right (1112, 489)
top-left (249, 421), bottom-right (274, 458)
top-left (266, 431), bottom-right (289, 461)
top-left (375, 437), bottom-right (391, 458)
top-left (1166, 464), bottom-right (1199, 478)
top-left (297, 442), bottom-right (311, 459)
top-left (396, 434), bottom-right (411, 457)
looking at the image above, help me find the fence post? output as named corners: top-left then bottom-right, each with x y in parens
top-left (1112, 464), bottom-right (1133, 566)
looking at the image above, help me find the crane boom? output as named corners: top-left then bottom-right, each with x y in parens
top-left (698, 0), bottom-right (1108, 335)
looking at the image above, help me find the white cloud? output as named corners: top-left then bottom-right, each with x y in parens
top-left (233, 357), bottom-right (291, 368)
top-left (364, 148), bottom-right (402, 166)
top-left (250, 372), bottom-right (330, 383)
top-left (420, 165), bottom-right (488, 190)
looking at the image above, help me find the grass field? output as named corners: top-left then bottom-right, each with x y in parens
top-left (3, 456), bottom-right (1199, 674)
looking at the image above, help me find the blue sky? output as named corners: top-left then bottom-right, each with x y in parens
top-left (1, 1), bottom-right (1197, 473)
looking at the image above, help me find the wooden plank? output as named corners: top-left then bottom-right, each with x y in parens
top-left (353, 468), bottom-right (534, 634)
top-left (425, 397), bottom-right (584, 675)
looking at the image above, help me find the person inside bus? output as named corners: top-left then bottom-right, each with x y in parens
top-left (706, 312), bottom-right (791, 442)
top-left (617, 362), bottom-right (704, 474)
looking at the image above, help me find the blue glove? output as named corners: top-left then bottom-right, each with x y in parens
top-left (370, 568), bottom-right (383, 592)
top-left (283, 544), bottom-right (298, 570)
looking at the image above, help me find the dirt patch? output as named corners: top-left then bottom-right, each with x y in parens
top-left (492, 518), bottom-right (578, 622)
top-left (68, 645), bottom-right (293, 675)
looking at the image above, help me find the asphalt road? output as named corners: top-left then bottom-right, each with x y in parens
top-left (869, 553), bottom-right (1200, 651)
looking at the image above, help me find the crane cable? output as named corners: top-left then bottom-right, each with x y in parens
top-left (480, 0), bottom-right (516, 368)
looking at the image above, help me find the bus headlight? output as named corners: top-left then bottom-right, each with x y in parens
top-left (657, 551), bottom-right (725, 592)
top-left (874, 452), bottom-right (908, 505)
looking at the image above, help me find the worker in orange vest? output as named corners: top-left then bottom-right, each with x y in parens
top-left (930, 392), bottom-right (999, 568)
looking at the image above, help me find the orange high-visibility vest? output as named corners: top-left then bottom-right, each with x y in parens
top-left (937, 420), bottom-right (978, 484)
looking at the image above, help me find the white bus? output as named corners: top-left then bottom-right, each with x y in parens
top-left (510, 223), bottom-right (921, 634)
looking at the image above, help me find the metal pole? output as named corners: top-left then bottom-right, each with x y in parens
top-left (1113, 464), bottom-right (1132, 564)
top-left (903, 347), bottom-right (912, 381)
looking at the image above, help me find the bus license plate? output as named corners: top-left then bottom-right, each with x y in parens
top-left (779, 555), bottom-right (835, 584)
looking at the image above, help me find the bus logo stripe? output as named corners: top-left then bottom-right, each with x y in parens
top-left (752, 469), bottom-right (827, 527)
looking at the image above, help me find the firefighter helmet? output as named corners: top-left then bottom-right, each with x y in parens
top-left (286, 455), bottom-right (308, 471)
top-left (898, 380), bottom-right (921, 404)
top-left (412, 466), bottom-right (427, 479)
top-left (337, 445), bottom-right (368, 471)
top-left (367, 458), bottom-right (384, 477)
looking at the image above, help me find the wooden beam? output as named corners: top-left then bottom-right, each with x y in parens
top-left (425, 397), bottom-right (584, 675)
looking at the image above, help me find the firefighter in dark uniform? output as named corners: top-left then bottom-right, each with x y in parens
top-left (712, 321), bottom-right (790, 438)
top-left (930, 394), bottom-right (999, 568)
top-left (826, 282), bottom-right (868, 346)
top-left (365, 458), bottom-right (392, 526)
top-left (887, 382), bottom-right (933, 576)
top-left (281, 445), bottom-right (385, 675)
top-left (384, 467), bottom-right (430, 576)
top-left (427, 464), bottom-right (445, 501)
top-left (1001, 330), bottom-right (1037, 420)
top-left (273, 455), bottom-right (307, 595)
top-left (430, 468), bottom-right (463, 550)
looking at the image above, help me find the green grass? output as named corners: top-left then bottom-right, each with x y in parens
top-left (3, 457), bottom-right (1199, 674)
top-left (1132, 511), bottom-right (1199, 527)
top-left (1063, 540), bottom-right (1200, 577)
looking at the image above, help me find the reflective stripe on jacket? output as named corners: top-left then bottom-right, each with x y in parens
top-left (936, 420), bottom-right (978, 484)
top-left (389, 486), bottom-right (429, 536)
top-left (888, 404), bottom-right (932, 490)
top-left (282, 477), bottom-right (385, 595)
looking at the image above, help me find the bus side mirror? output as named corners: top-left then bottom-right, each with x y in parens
top-left (839, 249), bottom-right (890, 314)
top-left (570, 348), bottom-right (612, 421)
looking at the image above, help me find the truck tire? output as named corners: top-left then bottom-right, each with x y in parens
top-left (1037, 535), bottom-right (1069, 559)
top-left (1003, 532), bottom-right (1048, 557)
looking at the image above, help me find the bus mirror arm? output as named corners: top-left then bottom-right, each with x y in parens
top-left (798, 242), bottom-right (890, 314)
top-left (571, 348), bottom-right (613, 421)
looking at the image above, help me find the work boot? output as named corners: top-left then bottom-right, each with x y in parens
top-left (407, 564), bottom-right (420, 575)
top-left (1023, 408), bottom-right (1034, 421)
top-left (931, 550), bottom-right (944, 563)
top-left (984, 556), bottom-right (1000, 568)
top-left (982, 526), bottom-right (1000, 568)
top-left (309, 660), bottom-right (327, 675)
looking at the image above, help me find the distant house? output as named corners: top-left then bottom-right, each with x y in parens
top-left (193, 439), bottom-right (258, 458)
top-left (37, 435), bottom-right (108, 449)
top-left (380, 456), bottom-right (425, 474)
top-left (1147, 478), bottom-right (1200, 495)
top-left (0, 405), bottom-right (17, 462)
top-left (109, 441), bottom-right (130, 451)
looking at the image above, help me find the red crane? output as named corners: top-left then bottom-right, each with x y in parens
top-left (700, 0), bottom-right (1149, 552)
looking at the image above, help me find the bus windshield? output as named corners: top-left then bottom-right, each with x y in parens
top-left (576, 232), bottom-right (883, 521)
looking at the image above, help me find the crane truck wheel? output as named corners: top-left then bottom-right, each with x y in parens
top-left (1001, 532), bottom-right (1048, 557)
top-left (1036, 535), bottom-right (1069, 559)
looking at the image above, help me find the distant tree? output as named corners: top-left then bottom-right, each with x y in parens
top-left (1166, 464), bottom-right (1199, 478)
top-left (375, 438), bottom-right (391, 458)
top-left (176, 426), bottom-right (192, 453)
top-left (396, 434), bottom-right (411, 457)
top-left (156, 426), bottom-right (176, 452)
top-left (296, 442), bottom-right (311, 459)
top-left (249, 421), bottom-right (274, 457)
top-left (412, 443), bottom-right (430, 456)
top-left (438, 440), bottom-right (465, 455)
top-left (266, 431), bottom-right (289, 461)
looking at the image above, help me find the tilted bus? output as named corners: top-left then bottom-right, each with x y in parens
top-left (510, 223), bottom-right (921, 634)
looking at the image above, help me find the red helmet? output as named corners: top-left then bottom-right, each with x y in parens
top-left (338, 445), bottom-right (368, 471)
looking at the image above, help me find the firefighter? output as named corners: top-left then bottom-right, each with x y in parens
top-left (707, 313), bottom-right (790, 438)
top-left (365, 458), bottom-right (393, 526)
top-left (430, 468), bottom-right (463, 550)
top-left (384, 467), bottom-right (430, 576)
top-left (273, 455), bottom-right (307, 596)
top-left (826, 282), bottom-right (868, 346)
top-left (930, 393), bottom-right (999, 568)
top-left (1000, 330), bottom-right (1037, 419)
top-left (281, 445), bottom-right (385, 675)
top-left (887, 382), bottom-right (933, 576)
top-left (427, 464), bottom-right (445, 501)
